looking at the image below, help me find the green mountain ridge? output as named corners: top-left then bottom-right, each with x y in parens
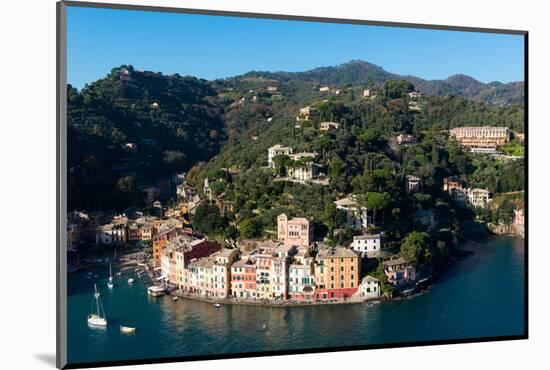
top-left (236, 60), bottom-right (524, 105)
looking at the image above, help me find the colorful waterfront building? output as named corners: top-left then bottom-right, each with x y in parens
top-left (185, 257), bottom-right (215, 296)
top-left (358, 275), bottom-right (381, 299)
top-left (211, 248), bottom-right (240, 298)
top-left (160, 235), bottom-right (221, 287)
top-left (231, 258), bottom-right (257, 299)
top-left (152, 225), bottom-right (178, 266)
top-left (289, 248), bottom-right (316, 301)
top-left (314, 247), bottom-right (360, 300)
top-left (383, 257), bottom-right (417, 287)
top-left (254, 251), bottom-right (274, 300)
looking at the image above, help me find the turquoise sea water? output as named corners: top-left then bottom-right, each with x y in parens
top-left (67, 236), bottom-right (525, 365)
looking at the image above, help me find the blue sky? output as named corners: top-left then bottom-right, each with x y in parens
top-left (67, 6), bottom-right (525, 90)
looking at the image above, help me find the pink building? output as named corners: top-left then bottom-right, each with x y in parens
top-left (277, 213), bottom-right (312, 247)
top-left (383, 257), bottom-right (417, 286)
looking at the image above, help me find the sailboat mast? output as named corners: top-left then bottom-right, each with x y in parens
top-left (95, 284), bottom-right (100, 316)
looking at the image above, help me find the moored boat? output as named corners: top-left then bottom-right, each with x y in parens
top-left (128, 278), bottom-right (134, 284)
top-left (147, 286), bottom-right (165, 297)
top-left (87, 284), bottom-right (107, 327)
top-left (120, 325), bottom-right (136, 334)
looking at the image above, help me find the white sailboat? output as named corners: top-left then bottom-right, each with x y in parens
top-left (107, 263), bottom-right (114, 289)
top-left (87, 284), bottom-right (107, 327)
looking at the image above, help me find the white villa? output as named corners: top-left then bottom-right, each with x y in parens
top-left (358, 275), bottom-right (381, 299)
top-left (287, 152), bottom-right (320, 181)
top-left (351, 234), bottom-right (381, 257)
top-left (267, 144), bottom-right (293, 168)
top-left (334, 196), bottom-right (369, 230)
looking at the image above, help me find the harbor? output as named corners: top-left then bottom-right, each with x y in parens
top-left (67, 236), bottom-right (525, 365)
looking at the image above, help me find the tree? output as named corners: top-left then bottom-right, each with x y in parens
top-left (238, 218), bottom-right (262, 239)
top-left (400, 231), bottom-right (430, 265)
top-left (365, 192), bottom-right (391, 225)
top-left (192, 203), bottom-right (226, 237)
top-left (323, 203), bottom-right (345, 236)
top-left (272, 154), bottom-right (292, 177)
top-left (383, 80), bottom-right (414, 99)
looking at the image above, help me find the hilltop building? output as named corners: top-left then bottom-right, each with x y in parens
top-left (297, 106), bottom-right (315, 121)
top-left (396, 134), bottom-right (416, 145)
top-left (334, 196), bottom-right (370, 230)
top-left (405, 175), bottom-right (422, 193)
top-left (267, 144), bottom-right (293, 168)
top-left (467, 188), bottom-right (492, 208)
top-left (287, 152), bottom-right (321, 181)
top-left (450, 126), bottom-right (509, 151)
top-left (319, 121), bottom-right (340, 133)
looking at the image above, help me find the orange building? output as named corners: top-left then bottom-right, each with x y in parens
top-left (152, 226), bottom-right (177, 266)
top-left (314, 247), bottom-right (359, 300)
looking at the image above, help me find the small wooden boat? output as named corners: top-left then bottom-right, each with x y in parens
top-left (120, 326), bottom-right (136, 334)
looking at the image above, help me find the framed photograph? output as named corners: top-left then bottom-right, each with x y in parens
top-left (57, 1), bottom-right (527, 368)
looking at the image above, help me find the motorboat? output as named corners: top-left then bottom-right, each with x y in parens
top-left (120, 326), bottom-right (136, 334)
top-left (214, 303), bottom-right (221, 308)
top-left (128, 278), bottom-right (135, 284)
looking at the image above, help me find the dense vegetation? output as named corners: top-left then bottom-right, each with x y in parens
top-left (67, 65), bottom-right (224, 211)
top-left (184, 65), bottom-right (524, 277)
top-left (68, 61), bottom-right (525, 270)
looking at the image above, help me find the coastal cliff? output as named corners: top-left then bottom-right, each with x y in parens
top-left (489, 222), bottom-right (525, 238)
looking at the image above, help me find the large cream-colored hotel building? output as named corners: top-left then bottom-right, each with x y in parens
top-left (450, 126), bottom-right (509, 148)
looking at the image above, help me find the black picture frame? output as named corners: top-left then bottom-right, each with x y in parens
top-left (56, 1), bottom-right (529, 368)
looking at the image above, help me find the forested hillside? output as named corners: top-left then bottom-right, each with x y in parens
top-left (67, 61), bottom-right (524, 219)
top-left (67, 65), bottom-right (224, 211)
